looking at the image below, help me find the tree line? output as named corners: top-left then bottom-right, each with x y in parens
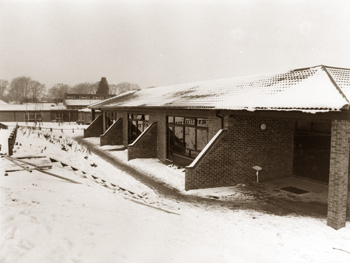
top-left (0, 76), bottom-right (140, 104)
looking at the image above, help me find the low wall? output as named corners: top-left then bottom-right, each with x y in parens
top-left (185, 117), bottom-right (294, 190)
top-left (84, 115), bottom-right (103, 138)
top-left (128, 122), bottom-right (157, 160)
top-left (100, 118), bottom-right (123, 146)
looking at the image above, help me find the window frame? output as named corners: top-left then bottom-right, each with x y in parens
top-left (167, 116), bottom-right (208, 159)
top-left (128, 113), bottom-right (150, 144)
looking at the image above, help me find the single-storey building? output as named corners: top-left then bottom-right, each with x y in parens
top-left (85, 65), bottom-right (350, 229)
top-left (0, 103), bottom-right (78, 122)
top-left (64, 93), bottom-right (115, 110)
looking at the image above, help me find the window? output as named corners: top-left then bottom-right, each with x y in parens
top-left (167, 116), bottom-right (208, 159)
top-left (106, 112), bottom-right (117, 129)
top-left (128, 114), bottom-right (149, 143)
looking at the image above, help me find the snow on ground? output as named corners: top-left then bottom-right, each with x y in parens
top-left (1, 124), bottom-right (350, 263)
top-left (87, 137), bottom-right (187, 191)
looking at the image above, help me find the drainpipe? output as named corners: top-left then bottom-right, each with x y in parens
top-left (216, 110), bottom-right (224, 129)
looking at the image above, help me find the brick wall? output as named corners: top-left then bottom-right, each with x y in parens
top-left (84, 114), bottom-right (103, 138)
top-left (117, 112), bottom-right (128, 146)
top-left (150, 112), bottom-right (167, 161)
top-left (100, 118), bottom-right (123, 146)
top-left (186, 116), bottom-right (294, 190)
top-left (327, 120), bottom-right (350, 230)
top-left (128, 122), bottom-right (158, 160)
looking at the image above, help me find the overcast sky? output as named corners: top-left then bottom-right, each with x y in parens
top-left (1, 0), bottom-right (350, 89)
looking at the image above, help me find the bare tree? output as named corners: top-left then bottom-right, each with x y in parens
top-left (8, 77), bottom-right (46, 103)
top-left (0, 80), bottom-right (9, 100)
top-left (29, 80), bottom-right (45, 102)
top-left (70, 82), bottom-right (98, 94)
top-left (48, 83), bottom-right (70, 99)
top-left (8, 76), bottom-right (31, 103)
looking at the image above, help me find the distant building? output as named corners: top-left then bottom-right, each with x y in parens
top-left (63, 93), bottom-right (115, 110)
top-left (0, 103), bottom-right (77, 122)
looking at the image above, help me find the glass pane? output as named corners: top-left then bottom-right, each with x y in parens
top-left (168, 126), bottom-right (174, 147)
top-left (137, 114), bottom-right (143, 120)
top-left (185, 118), bottom-right (195, 126)
top-left (128, 114), bottom-right (132, 119)
top-left (137, 121), bottom-right (144, 132)
top-left (175, 117), bottom-right (184, 125)
top-left (145, 115), bottom-right (149, 121)
top-left (197, 118), bottom-right (208, 127)
top-left (168, 116), bottom-right (174, 123)
top-left (174, 126), bottom-right (185, 154)
top-left (185, 127), bottom-right (196, 150)
top-left (191, 151), bottom-right (199, 159)
top-left (144, 121), bottom-right (149, 129)
top-left (197, 129), bottom-right (208, 151)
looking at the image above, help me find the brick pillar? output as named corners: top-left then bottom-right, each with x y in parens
top-left (327, 120), bottom-right (350, 230)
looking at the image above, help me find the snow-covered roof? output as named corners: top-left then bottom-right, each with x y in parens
top-left (78, 108), bottom-right (100, 112)
top-left (64, 99), bottom-right (102, 107)
top-left (90, 65), bottom-right (350, 113)
top-left (0, 103), bottom-right (67, 111)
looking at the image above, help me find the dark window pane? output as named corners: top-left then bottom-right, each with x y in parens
top-left (185, 118), bottom-right (195, 126)
top-left (185, 127), bottom-right (196, 150)
top-left (137, 121), bottom-right (144, 133)
top-left (175, 117), bottom-right (184, 125)
top-left (191, 151), bottom-right (199, 159)
top-left (168, 116), bottom-right (174, 123)
top-left (312, 122), bottom-right (331, 133)
top-left (197, 129), bottom-right (208, 151)
top-left (174, 126), bottom-right (185, 154)
top-left (297, 121), bottom-right (312, 131)
top-left (197, 118), bottom-right (208, 127)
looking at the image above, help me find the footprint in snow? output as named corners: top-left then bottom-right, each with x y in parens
top-left (5, 226), bottom-right (16, 239)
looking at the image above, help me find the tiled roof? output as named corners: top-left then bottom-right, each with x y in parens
top-left (90, 65), bottom-right (350, 112)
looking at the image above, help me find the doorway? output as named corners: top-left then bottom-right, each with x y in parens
top-left (293, 121), bottom-right (331, 183)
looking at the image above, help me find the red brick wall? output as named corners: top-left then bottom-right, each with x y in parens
top-left (186, 116), bottom-right (295, 190)
top-left (128, 122), bottom-right (158, 160)
top-left (84, 115), bottom-right (103, 138)
top-left (100, 118), bottom-right (123, 146)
